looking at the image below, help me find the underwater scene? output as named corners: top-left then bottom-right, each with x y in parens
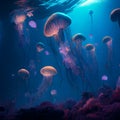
top-left (0, 0), bottom-right (120, 119)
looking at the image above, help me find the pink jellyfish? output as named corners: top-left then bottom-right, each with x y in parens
top-left (18, 68), bottom-right (30, 93)
top-left (37, 66), bottom-right (57, 97)
top-left (72, 33), bottom-right (86, 49)
top-left (11, 9), bottom-right (26, 35)
top-left (110, 8), bottom-right (120, 27)
top-left (44, 12), bottom-right (71, 44)
top-left (18, 68), bottom-right (30, 80)
top-left (28, 20), bottom-right (37, 28)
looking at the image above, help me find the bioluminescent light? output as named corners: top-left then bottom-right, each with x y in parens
top-left (28, 20), bottom-right (37, 28)
top-left (79, 0), bottom-right (104, 7)
top-left (50, 89), bottom-right (57, 96)
top-left (45, 50), bottom-right (50, 55)
top-left (101, 75), bottom-right (108, 81)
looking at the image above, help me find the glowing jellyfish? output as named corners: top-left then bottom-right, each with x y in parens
top-left (110, 8), bottom-right (120, 27)
top-left (28, 20), bottom-right (37, 28)
top-left (50, 89), bottom-right (57, 103)
top-left (18, 68), bottom-right (30, 80)
top-left (72, 33), bottom-right (86, 48)
top-left (101, 75), bottom-right (108, 81)
top-left (44, 12), bottom-right (71, 44)
top-left (36, 42), bottom-right (45, 52)
top-left (11, 9), bottom-right (26, 35)
top-left (50, 89), bottom-right (57, 96)
top-left (18, 68), bottom-right (30, 93)
top-left (37, 66), bottom-right (57, 96)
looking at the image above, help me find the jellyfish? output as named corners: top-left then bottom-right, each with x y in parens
top-left (72, 33), bottom-right (86, 49)
top-left (50, 89), bottom-right (57, 103)
top-left (44, 12), bottom-right (71, 44)
top-left (85, 44), bottom-right (96, 59)
top-left (102, 36), bottom-right (114, 86)
top-left (37, 66), bottom-right (57, 97)
top-left (36, 42), bottom-right (45, 52)
top-left (85, 44), bottom-right (99, 91)
top-left (110, 8), bottom-right (120, 27)
top-left (11, 9), bottom-right (26, 35)
top-left (101, 75), bottom-right (108, 86)
top-left (102, 36), bottom-right (112, 70)
top-left (89, 10), bottom-right (94, 39)
top-left (28, 20), bottom-right (37, 28)
top-left (18, 68), bottom-right (30, 93)
top-left (18, 68), bottom-right (30, 80)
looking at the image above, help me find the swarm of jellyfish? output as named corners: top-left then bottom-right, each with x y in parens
top-left (37, 66), bottom-right (57, 97)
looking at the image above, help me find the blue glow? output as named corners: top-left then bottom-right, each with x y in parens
top-left (79, 0), bottom-right (105, 7)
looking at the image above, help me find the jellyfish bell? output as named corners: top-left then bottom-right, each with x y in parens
top-left (85, 44), bottom-right (95, 52)
top-left (50, 89), bottom-right (57, 96)
top-left (102, 36), bottom-right (112, 48)
top-left (44, 12), bottom-right (71, 43)
top-left (110, 8), bottom-right (120, 27)
top-left (40, 66), bottom-right (57, 78)
top-left (36, 42), bottom-right (45, 52)
top-left (101, 75), bottom-right (108, 81)
top-left (11, 9), bottom-right (26, 35)
top-left (72, 33), bottom-right (86, 48)
top-left (89, 10), bottom-right (94, 16)
top-left (18, 68), bottom-right (30, 80)
top-left (28, 20), bottom-right (37, 28)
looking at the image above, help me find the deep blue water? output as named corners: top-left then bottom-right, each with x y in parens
top-left (0, 0), bottom-right (120, 109)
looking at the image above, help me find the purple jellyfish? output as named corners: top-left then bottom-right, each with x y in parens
top-left (37, 66), bottom-right (57, 97)
top-left (28, 20), bottom-right (37, 28)
top-left (44, 12), bottom-right (71, 44)
top-left (110, 8), bottom-right (120, 27)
